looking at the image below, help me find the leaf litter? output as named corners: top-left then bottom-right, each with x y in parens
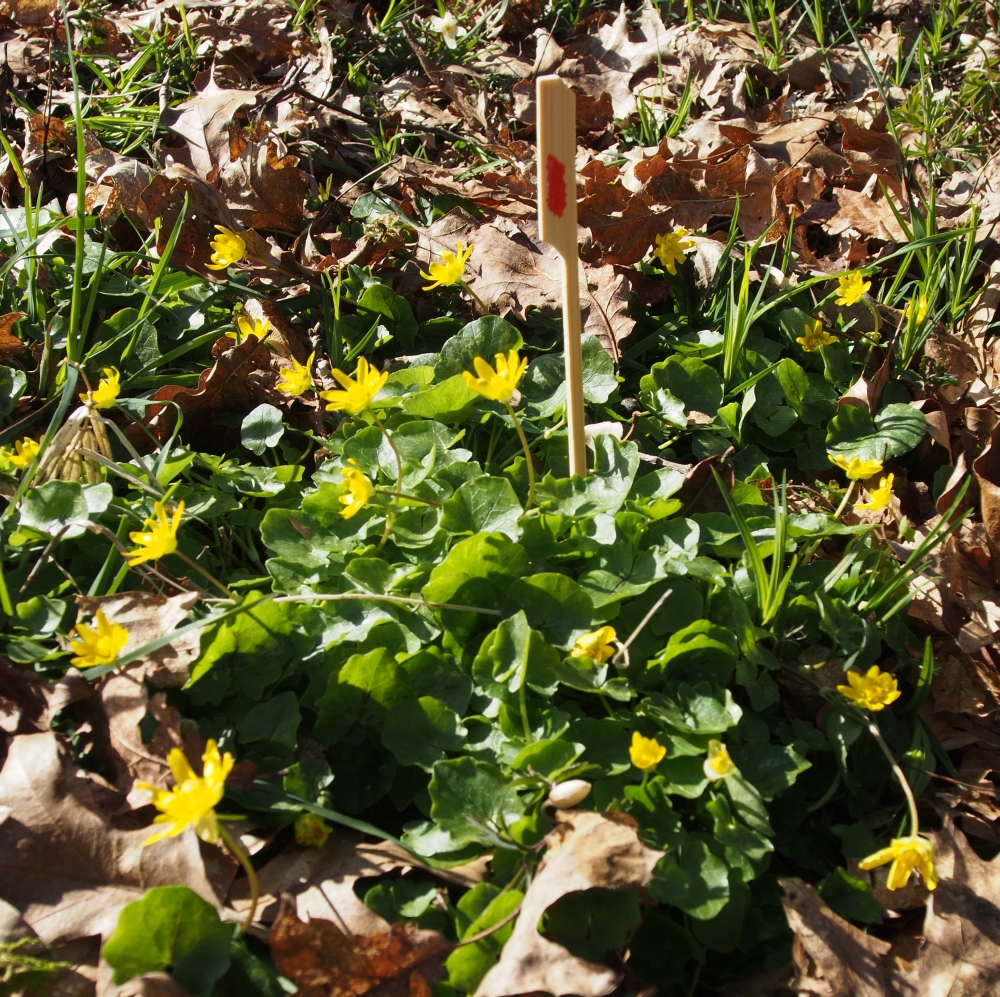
top-left (0, 0), bottom-right (997, 995)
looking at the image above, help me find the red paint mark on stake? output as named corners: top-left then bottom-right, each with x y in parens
top-left (545, 154), bottom-right (567, 217)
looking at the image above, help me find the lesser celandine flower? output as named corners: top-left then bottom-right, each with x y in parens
top-left (127, 501), bottom-right (184, 566)
top-left (320, 358), bottom-right (388, 415)
top-left (652, 229), bottom-right (695, 274)
top-left (276, 352), bottom-right (315, 397)
top-left (463, 351), bottom-right (528, 404)
top-left (703, 740), bottom-right (734, 780)
top-left (836, 664), bottom-right (901, 711)
top-left (228, 315), bottom-right (271, 345)
top-left (207, 226), bottom-right (246, 270)
top-left (420, 241), bottom-right (473, 290)
top-left (796, 319), bottom-right (838, 352)
top-left (138, 740), bottom-right (233, 846)
top-left (428, 10), bottom-right (467, 48)
top-left (81, 367), bottom-right (121, 409)
top-left (1, 437), bottom-right (39, 470)
top-left (829, 454), bottom-right (884, 480)
top-left (859, 835), bottom-right (937, 890)
top-left (905, 293), bottom-right (929, 324)
top-left (571, 626), bottom-right (617, 665)
top-left (834, 270), bottom-right (871, 307)
top-left (340, 460), bottom-right (374, 519)
top-left (69, 609), bottom-right (128, 669)
top-left (856, 473), bottom-right (894, 512)
top-left (630, 731), bottom-right (666, 772)
top-left (295, 812), bottom-right (332, 848)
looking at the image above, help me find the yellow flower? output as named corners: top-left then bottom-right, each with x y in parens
top-left (126, 500), bottom-right (184, 566)
top-left (829, 454), bottom-right (884, 480)
top-left (340, 460), bottom-right (374, 519)
top-left (630, 731), bottom-right (667, 772)
top-left (836, 664), bottom-right (901, 711)
top-left (319, 357), bottom-right (388, 415)
top-left (834, 270), bottom-right (871, 306)
top-left (276, 352), bottom-right (314, 397)
top-left (571, 626), bottom-right (617, 664)
top-left (462, 350), bottom-right (528, 404)
top-left (1, 437), bottom-right (39, 470)
top-left (227, 315), bottom-right (271, 345)
top-left (703, 740), bottom-right (734, 780)
top-left (68, 609), bottom-right (129, 668)
top-left (138, 740), bottom-right (234, 846)
top-left (206, 225), bottom-right (247, 270)
top-left (858, 835), bottom-right (937, 891)
top-left (80, 367), bottom-right (121, 409)
top-left (420, 241), bottom-right (474, 290)
top-left (652, 228), bottom-right (695, 275)
top-left (855, 473), bottom-right (894, 512)
top-left (905, 293), bottom-right (929, 324)
top-left (796, 319), bottom-right (838, 352)
top-left (295, 812), bottom-right (332, 848)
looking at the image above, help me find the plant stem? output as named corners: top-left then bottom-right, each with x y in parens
top-left (866, 719), bottom-right (920, 836)
top-left (504, 402), bottom-right (536, 509)
top-left (375, 489), bottom-right (442, 508)
top-left (174, 550), bottom-right (236, 600)
top-left (459, 279), bottom-right (488, 314)
top-left (218, 823), bottom-right (259, 933)
top-left (373, 416), bottom-right (404, 550)
top-left (834, 480), bottom-right (855, 519)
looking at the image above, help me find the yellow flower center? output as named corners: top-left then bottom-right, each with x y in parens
top-left (320, 357), bottom-right (388, 415)
top-left (420, 241), bottom-right (474, 290)
top-left (836, 664), bottom-right (901, 711)
top-left (571, 626), bottom-right (617, 664)
top-left (462, 350), bottom-right (528, 404)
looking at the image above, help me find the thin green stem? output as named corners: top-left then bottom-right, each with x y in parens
top-left (459, 279), bottom-right (488, 314)
top-left (504, 402), bottom-right (536, 509)
top-left (834, 480), bottom-right (856, 519)
top-left (217, 823), bottom-right (259, 933)
top-left (373, 416), bottom-right (403, 550)
top-left (375, 489), bottom-right (442, 508)
top-left (867, 720), bottom-right (920, 836)
top-left (518, 649), bottom-right (532, 743)
top-left (174, 550), bottom-right (235, 600)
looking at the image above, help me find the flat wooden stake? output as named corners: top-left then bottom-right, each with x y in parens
top-left (536, 74), bottom-right (586, 478)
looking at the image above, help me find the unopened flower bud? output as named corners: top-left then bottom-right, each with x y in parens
top-left (547, 779), bottom-right (592, 809)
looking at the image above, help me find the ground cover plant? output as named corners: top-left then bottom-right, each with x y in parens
top-left (0, 0), bottom-right (999, 994)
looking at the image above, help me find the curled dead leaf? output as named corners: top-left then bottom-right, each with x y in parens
top-left (474, 811), bottom-right (663, 997)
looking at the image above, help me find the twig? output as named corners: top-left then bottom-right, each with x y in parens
top-left (611, 588), bottom-right (673, 669)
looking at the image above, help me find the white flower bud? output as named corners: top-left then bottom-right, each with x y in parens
top-left (547, 779), bottom-right (592, 809)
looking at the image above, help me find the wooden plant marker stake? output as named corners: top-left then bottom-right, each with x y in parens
top-left (536, 74), bottom-right (586, 478)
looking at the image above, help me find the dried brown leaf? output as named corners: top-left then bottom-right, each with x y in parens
top-left (474, 811), bottom-right (663, 997)
top-left (780, 877), bottom-right (895, 997)
top-left (0, 732), bottom-right (218, 944)
top-left (270, 894), bottom-right (451, 997)
top-left (0, 311), bottom-right (27, 362)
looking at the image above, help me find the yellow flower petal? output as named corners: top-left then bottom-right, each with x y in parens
top-left (127, 500), bottom-right (184, 566)
top-left (630, 730), bottom-right (667, 772)
top-left (571, 626), bottom-right (617, 664)
top-left (319, 357), bottom-right (388, 414)
top-left (835, 664), bottom-right (901, 711)
top-left (462, 350), bottom-right (527, 404)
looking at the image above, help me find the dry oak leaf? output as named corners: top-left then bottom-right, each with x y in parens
top-left (0, 732), bottom-right (218, 944)
top-left (216, 122), bottom-right (310, 232)
top-left (0, 311), bottom-right (26, 362)
top-left (838, 114), bottom-right (905, 200)
top-left (780, 877), bottom-right (896, 997)
top-left (74, 591), bottom-right (201, 688)
top-left (188, 0), bottom-right (304, 64)
top-left (474, 810), bottom-right (663, 997)
top-left (898, 820), bottom-right (1000, 997)
top-left (162, 73), bottom-right (261, 179)
top-left (230, 830), bottom-right (413, 930)
top-left (141, 334), bottom-right (273, 447)
top-left (270, 894), bottom-right (451, 997)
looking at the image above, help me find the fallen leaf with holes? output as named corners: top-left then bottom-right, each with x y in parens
top-left (474, 811), bottom-right (663, 997)
top-left (270, 894), bottom-right (451, 997)
top-left (215, 121), bottom-right (308, 232)
top-left (0, 732), bottom-right (218, 943)
top-left (780, 877), bottom-right (896, 997)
